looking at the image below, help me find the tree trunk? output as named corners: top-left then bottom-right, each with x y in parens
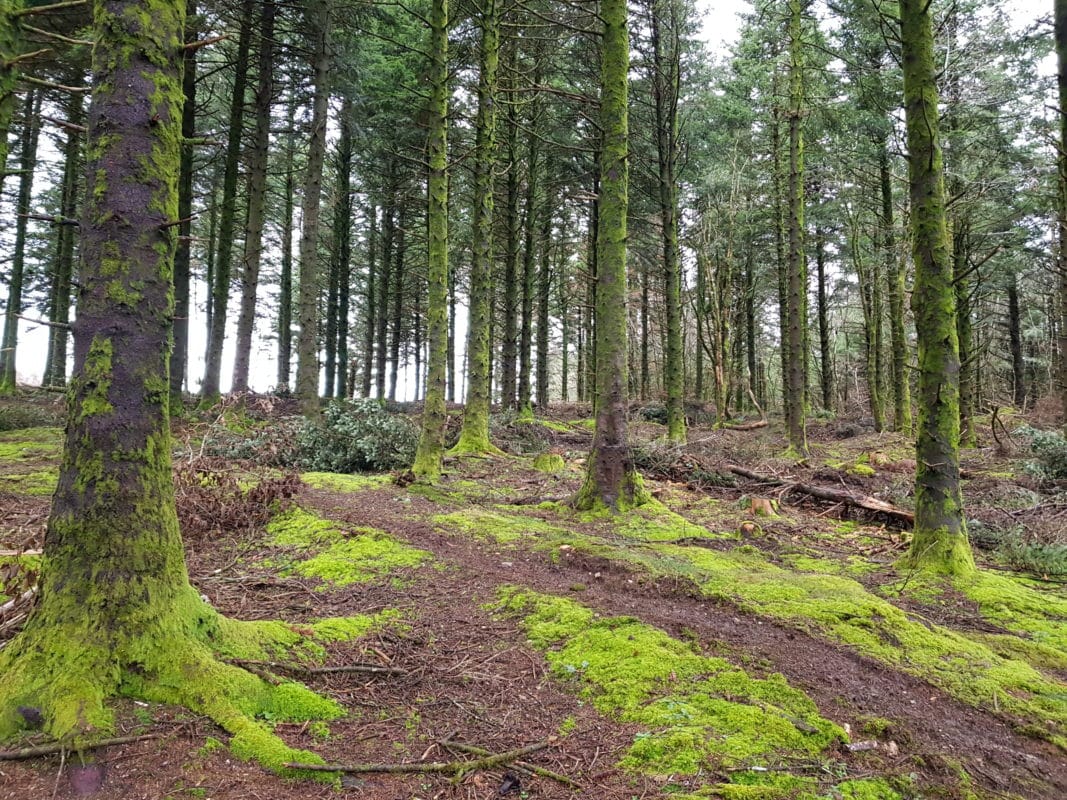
top-left (277, 94), bottom-right (296, 392)
top-left (650, 0), bottom-right (685, 442)
top-left (0, 1), bottom-right (24, 202)
top-left (413, 0), bottom-right (451, 480)
top-left (334, 108), bottom-right (353, 400)
top-left (44, 94), bottom-right (83, 390)
top-left (500, 61), bottom-right (521, 410)
top-left (883, 143), bottom-right (912, 432)
top-left (815, 224), bottom-right (833, 411)
top-left (953, 226), bottom-right (976, 446)
top-left (231, 0), bottom-right (277, 393)
top-left (536, 204), bottom-right (551, 410)
top-left (455, 0), bottom-right (501, 453)
top-left (783, 0), bottom-right (808, 456)
top-left (1007, 273), bottom-right (1026, 408)
top-left (0, 3), bottom-right (344, 761)
top-left (573, 0), bottom-right (646, 511)
top-left (295, 0), bottom-right (332, 414)
top-left (202, 0), bottom-right (254, 401)
top-left (361, 204), bottom-right (377, 398)
top-left (518, 114), bottom-right (539, 417)
top-left (0, 90), bottom-right (41, 394)
top-left (899, 0), bottom-right (974, 576)
top-left (1061, 0), bottom-right (1067, 431)
top-left (376, 191), bottom-right (395, 400)
top-left (388, 207), bottom-right (406, 402)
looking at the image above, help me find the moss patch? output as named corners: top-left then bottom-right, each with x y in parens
top-left (434, 507), bottom-right (572, 544)
top-left (495, 588), bottom-right (843, 777)
top-left (0, 427), bottom-right (62, 462)
top-left (301, 471), bottom-right (391, 492)
top-left (576, 536), bottom-right (1067, 747)
top-left (532, 452), bottom-right (566, 473)
top-left (0, 469), bottom-right (58, 496)
top-left (267, 506), bottom-right (430, 588)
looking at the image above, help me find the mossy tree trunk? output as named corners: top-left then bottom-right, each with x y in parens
top-left (295, 0), bottom-right (332, 415)
top-left (1007, 272), bottom-right (1025, 408)
top-left (0, 1), bottom-right (338, 766)
top-left (201, 0), bottom-right (253, 402)
top-left (170, 0), bottom-right (197, 406)
top-left (783, 0), bottom-right (808, 456)
top-left (43, 93), bottom-right (84, 389)
top-left (898, 0), bottom-right (974, 576)
top-left (231, 0), bottom-right (276, 394)
top-left (413, 0), bottom-right (450, 480)
top-left (455, 0), bottom-right (502, 454)
top-left (573, 0), bottom-right (647, 512)
top-left (952, 225), bottom-right (976, 447)
top-left (0, 90), bottom-right (41, 394)
top-left (1058, 0), bottom-right (1067, 431)
top-left (650, 0), bottom-right (685, 443)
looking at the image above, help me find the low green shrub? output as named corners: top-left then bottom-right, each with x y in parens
top-left (294, 399), bottom-right (418, 473)
top-left (1017, 426), bottom-right (1067, 479)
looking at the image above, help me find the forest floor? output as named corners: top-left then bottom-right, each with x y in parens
top-left (1, 394), bottom-right (1066, 800)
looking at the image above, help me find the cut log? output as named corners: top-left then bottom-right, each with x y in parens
top-left (726, 465), bottom-right (914, 526)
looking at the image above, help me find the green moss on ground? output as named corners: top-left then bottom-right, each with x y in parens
top-left (954, 571), bottom-right (1067, 655)
top-left (266, 506), bottom-right (430, 588)
top-left (495, 588), bottom-right (843, 781)
top-left (0, 468), bottom-right (58, 495)
top-left (0, 427), bottom-right (62, 461)
top-left (301, 472), bottom-right (390, 492)
top-left (532, 452), bottom-right (566, 473)
top-left (433, 507), bottom-right (572, 544)
top-left (546, 508), bottom-right (1067, 747)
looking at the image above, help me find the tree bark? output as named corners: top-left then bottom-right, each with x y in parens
top-left (1007, 273), bottom-right (1025, 408)
top-left (536, 203), bottom-right (551, 410)
top-left (883, 143), bottom-right (912, 432)
top-left (294, 0), bottom-right (332, 414)
top-left (814, 224), bottom-right (833, 412)
top-left (517, 108), bottom-right (539, 417)
top-left (361, 204), bottom-right (377, 397)
top-left (899, 0), bottom-right (974, 575)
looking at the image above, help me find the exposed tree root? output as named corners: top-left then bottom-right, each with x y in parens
top-left (0, 732), bottom-right (164, 761)
top-left (0, 587), bottom-right (353, 776)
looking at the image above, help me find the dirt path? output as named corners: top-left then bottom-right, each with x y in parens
top-left (312, 476), bottom-right (1067, 800)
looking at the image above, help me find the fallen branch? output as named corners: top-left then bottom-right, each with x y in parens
top-left (227, 657), bottom-right (407, 678)
top-left (723, 419), bottom-right (768, 431)
top-left (285, 738), bottom-right (554, 775)
top-left (441, 739), bottom-right (581, 789)
top-left (726, 465), bottom-right (914, 526)
top-left (0, 732), bottom-right (162, 761)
